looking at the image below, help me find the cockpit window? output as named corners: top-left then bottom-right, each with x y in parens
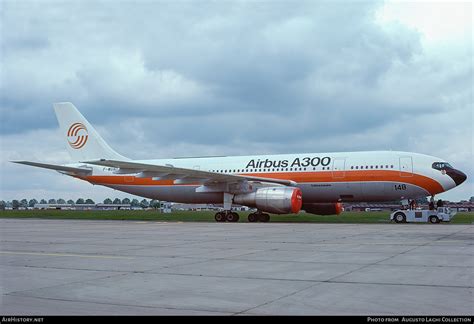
top-left (432, 162), bottom-right (453, 170)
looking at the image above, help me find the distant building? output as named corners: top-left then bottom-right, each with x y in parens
top-left (344, 203), bottom-right (400, 212)
top-left (34, 203), bottom-right (132, 210)
top-left (95, 204), bottom-right (132, 210)
top-left (170, 203), bottom-right (219, 211)
top-left (159, 202), bottom-right (172, 213)
top-left (34, 203), bottom-right (75, 210)
top-left (168, 203), bottom-right (250, 212)
top-left (345, 201), bottom-right (473, 212)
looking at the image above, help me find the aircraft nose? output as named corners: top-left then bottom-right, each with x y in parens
top-left (446, 168), bottom-right (467, 186)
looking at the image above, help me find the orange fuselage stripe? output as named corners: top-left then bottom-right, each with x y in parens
top-left (79, 170), bottom-right (444, 195)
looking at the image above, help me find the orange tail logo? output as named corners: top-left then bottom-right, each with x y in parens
top-left (67, 123), bottom-right (88, 149)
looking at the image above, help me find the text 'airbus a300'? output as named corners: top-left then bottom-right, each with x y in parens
top-left (14, 103), bottom-right (467, 222)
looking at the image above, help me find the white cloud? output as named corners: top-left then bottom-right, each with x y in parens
top-left (0, 0), bottom-right (472, 202)
top-left (375, 1), bottom-right (472, 43)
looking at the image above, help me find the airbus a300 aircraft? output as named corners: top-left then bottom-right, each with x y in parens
top-left (14, 103), bottom-right (467, 222)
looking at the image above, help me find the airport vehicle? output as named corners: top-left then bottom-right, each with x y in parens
top-left (13, 103), bottom-right (467, 222)
top-left (391, 207), bottom-right (456, 224)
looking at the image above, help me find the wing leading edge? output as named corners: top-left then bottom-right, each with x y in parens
top-left (83, 159), bottom-right (297, 187)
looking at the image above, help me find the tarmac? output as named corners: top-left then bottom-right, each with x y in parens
top-left (0, 218), bottom-right (472, 315)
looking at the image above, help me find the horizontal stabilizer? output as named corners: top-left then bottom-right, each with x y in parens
top-left (11, 161), bottom-right (92, 175)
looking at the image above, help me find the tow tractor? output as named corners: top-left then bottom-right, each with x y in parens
top-left (390, 207), bottom-right (456, 224)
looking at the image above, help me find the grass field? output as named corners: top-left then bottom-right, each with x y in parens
top-left (0, 210), bottom-right (472, 224)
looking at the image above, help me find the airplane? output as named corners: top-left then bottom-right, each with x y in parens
top-left (13, 102), bottom-right (467, 222)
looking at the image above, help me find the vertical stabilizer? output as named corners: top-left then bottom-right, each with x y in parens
top-left (53, 102), bottom-right (128, 161)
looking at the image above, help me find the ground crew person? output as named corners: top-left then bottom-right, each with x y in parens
top-left (437, 199), bottom-right (444, 208)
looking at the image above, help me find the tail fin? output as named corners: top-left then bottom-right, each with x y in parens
top-left (53, 102), bottom-right (128, 161)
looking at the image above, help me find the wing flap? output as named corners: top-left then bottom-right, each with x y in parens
top-left (83, 159), bottom-right (236, 181)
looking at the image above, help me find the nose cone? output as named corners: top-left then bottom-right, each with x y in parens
top-left (446, 168), bottom-right (467, 186)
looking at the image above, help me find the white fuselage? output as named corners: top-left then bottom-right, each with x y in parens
top-left (74, 151), bottom-right (460, 204)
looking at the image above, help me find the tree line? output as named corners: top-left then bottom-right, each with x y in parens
top-left (0, 198), bottom-right (161, 210)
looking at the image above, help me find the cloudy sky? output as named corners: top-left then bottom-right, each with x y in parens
top-left (0, 0), bottom-right (472, 202)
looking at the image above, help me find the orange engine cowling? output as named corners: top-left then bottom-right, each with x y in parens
top-left (233, 187), bottom-right (302, 214)
top-left (302, 203), bottom-right (343, 215)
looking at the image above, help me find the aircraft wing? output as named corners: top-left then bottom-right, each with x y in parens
top-left (83, 159), bottom-right (297, 187)
top-left (11, 161), bottom-right (92, 175)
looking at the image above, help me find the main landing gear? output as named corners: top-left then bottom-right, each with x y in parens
top-left (248, 211), bottom-right (270, 223)
top-left (215, 211), bottom-right (239, 222)
top-left (214, 211), bottom-right (270, 223)
top-left (215, 192), bottom-right (240, 222)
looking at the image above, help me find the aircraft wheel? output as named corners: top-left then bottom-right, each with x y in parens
top-left (215, 212), bottom-right (226, 222)
top-left (429, 216), bottom-right (440, 224)
top-left (394, 212), bottom-right (406, 223)
top-left (226, 212), bottom-right (239, 222)
top-left (259, 213), bottom-right (270, 223)
top-left (248, 213), bottom-right (258, 223)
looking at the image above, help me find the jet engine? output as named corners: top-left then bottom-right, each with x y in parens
top-left (233, 187), bottom-right (302, 214)
top-left (302, 203), bottom-right (343, 215)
